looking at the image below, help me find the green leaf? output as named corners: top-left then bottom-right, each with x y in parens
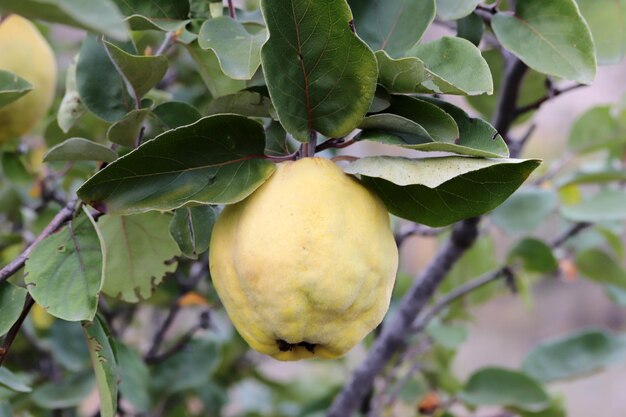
top-left (375, 51), bottom-right (427, 94)
top-left (151, 339), bottom-right (219, 394)
top-left (491, 188), bottom-right (558, 235)
top-left (25, 209), bottom-right (105, 321)
top-left (419, 97), bottom-right (509, 157)
top-left (44, 138), bottom-right (118, 163)
top-left (31, 371), bottom-right (95, 409)
top-left (460, 367), bottom-right (550, 412)
top-left (104, 41), bottom-right (168, 99)
top-left (126, 15), bottom-right (189, 32)
top-left (567, 106), bottom-right (626, 153)
top-left (576, 248), bottom-right (626, 289)
top-left (170, 205), bottom-right (216, 259)
top-left (576, 0), bottom-right (626, 65)
top-left (185, 42), bottom-right (247, 98)
top-left (206, 91), bottom-right (272, 118)
top-left (77, 35), bottom-right (134, 123)
top-left (523, 328), bottom-right (626, 382)
top-left (106, 108), bottom-right (152, 148)
top-left (508, 238), bottom-right (558, 274)
top-left (152, 101), bottom-right (201, 129)
top-left (0, 368), bottom-right (31, 393)
top-left (561, 189), bottom-right (626, 222)
top-left (50, 320), bottom-right (90, 371)
top-left (198, 17), bottom-right (266, 80)
top-left (436, 0), bottom-right (481, 20)
top-left (345, 156), bottom-right (540, 227)
top-left (348, 0), bottom-right (435, 57)
top-left (426, 322), bottom-right (468, 349)
top-left (457, 12), bottom-right (484, 46)
top-left (492, 0), bottom-right (596, 84)
top-left (78, 115), bottom-right (276, 215)
top-left (0, 70), bottom-right (32, 108)
top-left (261, 0), bottom-right (378, 141)
top-left (0, 283), bottom-right (27, 337)
top-left (116, 342), bottom-right (151, 413)
top-left (98, 212), bottom-right (180, 302)
top-left (408, 36), bottom-right (493, 95)
top-left (82, 317), bottom-right (118, 417)
top-left (466, 49), bottom-right (547, 122)
top-left (0, 0), bottom-right (128, 40)
top-left (57, 56), bottom-right (86, 133)
top-left (112, 0), bottom-right (189, 19)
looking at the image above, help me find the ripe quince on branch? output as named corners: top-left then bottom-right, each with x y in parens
top-left (210, 157), bottom-right (398, 360)
top-left (0, 14), bottom-right (56, 144)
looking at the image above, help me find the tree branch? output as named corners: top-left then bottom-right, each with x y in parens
top-left (0, 197), bottom-right (79, 285)
top-left (327, 217), bottom-right (480, 417)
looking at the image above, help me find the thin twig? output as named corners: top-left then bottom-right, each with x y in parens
top-left (0, 295), bottom-right (35, 367)
top-left (227, 0), bottom-right (236, 19)
top-left (395, 225), bottom-right (447, 246)
top-left (0, 198), bottom-right (79, 284)
top-left (515, 83), bottom-right (586, 117)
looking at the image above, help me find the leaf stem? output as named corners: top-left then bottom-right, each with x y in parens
top-left (227, 0), bottom-right (236, 19)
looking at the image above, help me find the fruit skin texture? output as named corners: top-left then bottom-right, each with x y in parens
top-left (0, 15), bottom-right (57, 144)
top-left (209, 157), bottom-right (398, 361)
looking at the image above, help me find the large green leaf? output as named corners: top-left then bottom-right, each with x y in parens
top-left (44, 138), bottom-right (118, 163)
top-left (492, 0), bottom-right (596, 84)
top-left (83, 317), bottom-right (118, 417)
top-left (375, 51), bottom-right (427, 94)
top-left (98, 212), bottom-right (180, 302)
top-left (360, 97), bottom-right (508, 158)
top-left (407, 36), bottom-right (493, 95)
top-left (24, 210), bottom-right (105, 322)
top-left (31, 371), bottom-right (95, 409)
top-left (0, 0), bottom-right (128, 40)
top-left (152, 102), bottom-right (201, 129)
top-left (491, 188), bottom-right (558, 235)
top-left (77, 35), bottom-right (135, 123)
top-left (436, 0), bottom-right (481, 20)
top-left (206, 91), bottom-right (272, 118)
top-left (567, 106), bottom-right (626, 153)
top-left (198, 17), bottom-right (266, 80)
top-left (576, 0), bottom-right (626, 65)
top-left (348, 0), bottom-right (435, 57)
top-left (78, 115), bottom-right (276, 214)
top-left (170, 205), bottom-right (216, 259)
top-left (460, 367), bottom-right (550, 412)
top-left (104, 41), bottom-right (168, 99)
top-left (185, 43), bottom-right (247, 98)
top-left (345, 156), bottom-right (540, 227)
top-left (0, 283), bottom-right (27, 337)
top-left (0, 70), bottom-right (32, 108)
top-left (561, 189), bottom-right (626, 222)
top-left (523, 328), bottom-right (626, 382)
top-left (576, 248), bottom-right (626, 289)
top-left (261, 0), bottom-right (378, 141)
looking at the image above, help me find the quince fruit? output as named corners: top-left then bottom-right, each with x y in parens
top-left (209, 157), bottom-right (398, 360)
top-left (0, 15), bottom-right (57, 144)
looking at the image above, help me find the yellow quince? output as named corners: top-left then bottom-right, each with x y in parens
top-left (0, 14), bottom-right (57, 144)
top-left (209, 157), bottom-right (398, 360)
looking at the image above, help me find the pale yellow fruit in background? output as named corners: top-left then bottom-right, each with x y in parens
top-left (209, 157), bottom-right (399, 361)
top-left (0, 15), bottom-right (57, 144)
